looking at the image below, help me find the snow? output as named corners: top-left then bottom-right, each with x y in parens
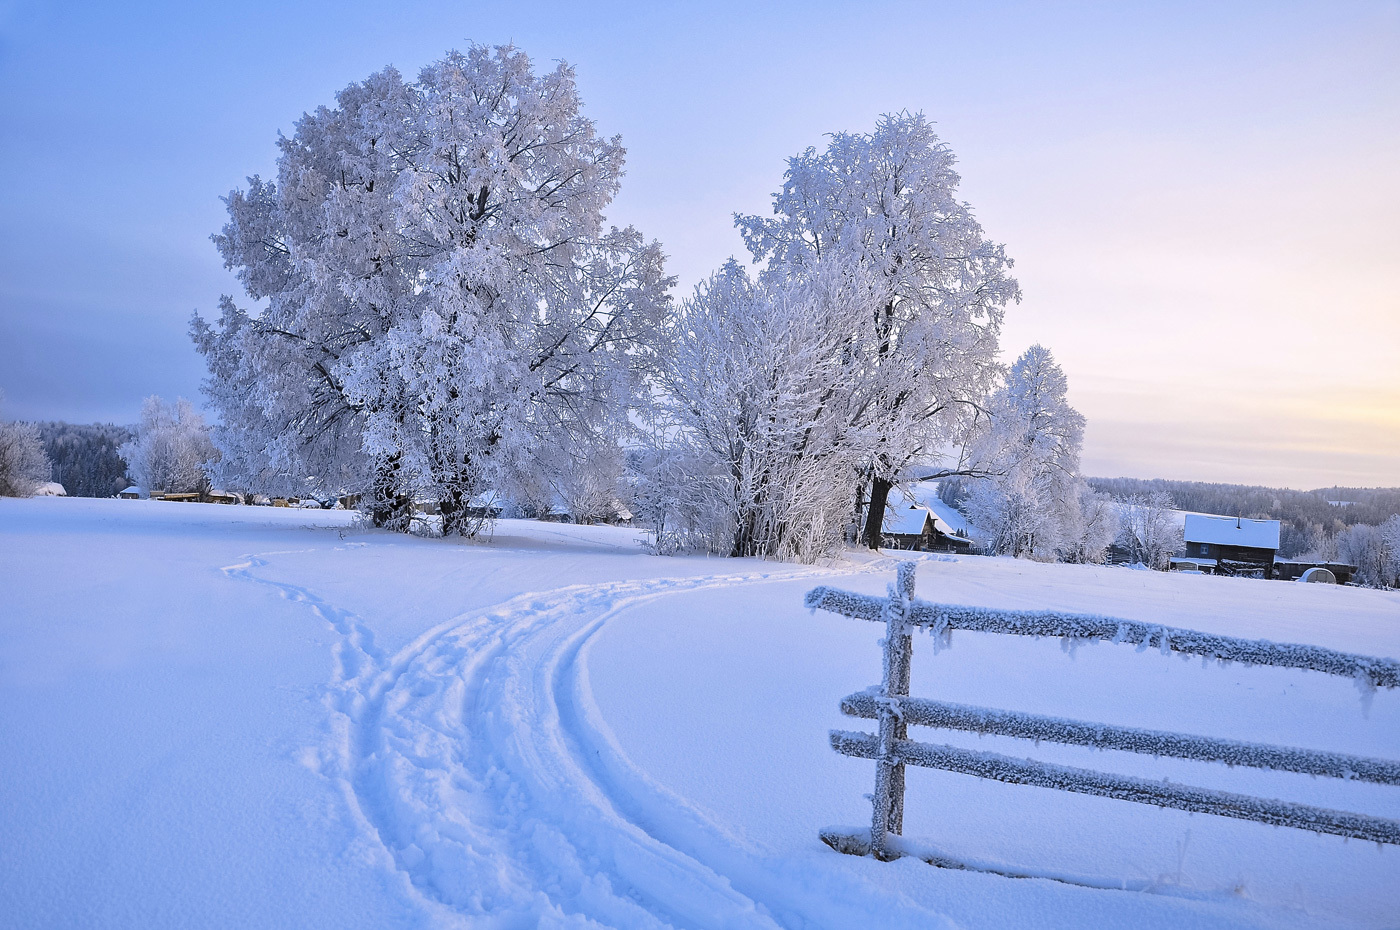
top-left (34, 481), bottom-right (66, 496)
top-left (3, 497), bottom-right (1399, 928)
top-left (883, 504), bottom-right (931, 536)
top-left (1184, 514), bottom-right (1282, 550)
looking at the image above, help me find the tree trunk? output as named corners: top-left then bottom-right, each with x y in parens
top-left (851, 471), bottom-right (870, 544)
top-left (370, 455), bottom-right (413, 532)
top-left (439, 483), bottom-right (467, 537)
top-left (862, 474), bottom-right (892, 550)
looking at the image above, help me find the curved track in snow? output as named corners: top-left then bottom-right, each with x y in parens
top-left (224, 553), bottom-right (946, 928)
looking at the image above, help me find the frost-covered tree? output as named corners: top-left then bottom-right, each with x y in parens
top-left (1381, 515), bottom-right (1400, 587)
top-left (964, 346), bottom-right (1087, 560)
top-left (34, 422), bottom-right (132, 498)
top-left (117, 396), bottom-right (217, 495)
top-left (736, 112), bottom-right (1020, 549)
top-left (1337, 522), bottom-right (1399, 588)
top-left (193, 45), bottom-right (671, 534)
top-left (648, 260), bottom-right (879, 561)
top-left (1061, 485), bottom-right (1120, 564)
top-left (0, 415), bottom-right (52, 498)
top-left (1117, 491), bottom-right (1183, 570)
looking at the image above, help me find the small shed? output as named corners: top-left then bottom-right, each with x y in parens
top-left (1274, 560), bottom-right (1357, 585)
top-left (118, 486), bottom-right (143, 500)
top-left (35, 482), bottom-right (67, 497)
top-left (1183, 515), bottom-right (1281, 579)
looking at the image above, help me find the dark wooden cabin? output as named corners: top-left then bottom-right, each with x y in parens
top-left (1183, 514), bottom-right (1280, 579)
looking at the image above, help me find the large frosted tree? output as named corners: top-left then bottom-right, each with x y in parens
top-left (194, 45), bottom-right (671, 533)
top-left (736, 112), bottom-right (1020, 548)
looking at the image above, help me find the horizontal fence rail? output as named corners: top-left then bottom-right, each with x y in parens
top-left (804, 585), bottom-right (1400, 690)
top-left (829, 730), bottom-right (1400, 846)
top-left (808, 562), bottom-right (1400, 869)
top-left (838, 693), bottom-right (1400, 786)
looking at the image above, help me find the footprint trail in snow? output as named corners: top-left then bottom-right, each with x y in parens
top-left (222, 552), bottom-right (940, 929)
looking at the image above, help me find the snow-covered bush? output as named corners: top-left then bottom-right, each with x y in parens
top-left (193, 44), bottom-right (670, 535)
top-left (118, 396), bottom-right (217, 496)
top-left (0, 420), bottom-right (52, 498)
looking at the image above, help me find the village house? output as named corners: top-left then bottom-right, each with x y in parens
top-left (881, 504), bottom-right (974, 553)
top-left (1182, 514), bottom-right (1281, 579)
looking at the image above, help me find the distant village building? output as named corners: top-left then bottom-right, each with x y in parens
top-left (881, 504), bottom-right (973, 553)
top-left (1274, 559), bottom-right (1357, 585)
top-left (1182, 514), bottom-right (1281, 579)
top-left (118, 486), bottom-right (143, 500)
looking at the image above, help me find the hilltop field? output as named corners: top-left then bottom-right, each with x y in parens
top-left (2, 497), bottom-right (1398, 929)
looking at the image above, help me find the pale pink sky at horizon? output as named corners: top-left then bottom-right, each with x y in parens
top-left (1, 1), bottom-right (1395, 490)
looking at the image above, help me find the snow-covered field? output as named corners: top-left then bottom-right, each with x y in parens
top-left (2, 498), bottom-right (1398, 929)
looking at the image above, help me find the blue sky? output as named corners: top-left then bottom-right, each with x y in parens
top-left (1, 1), bottom-right (1396, 488)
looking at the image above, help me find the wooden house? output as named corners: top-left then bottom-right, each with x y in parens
top-left (881, 505), bottom-right (973, 553)
top-left (1183, 514), bottom-right (1281, 579)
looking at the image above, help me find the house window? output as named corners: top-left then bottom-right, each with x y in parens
top-left (1200, 544), bottom-right (1210, 555)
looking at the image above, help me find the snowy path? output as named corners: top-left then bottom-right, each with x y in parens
top-left (225, 553), bottom-right (908, 927)
top-left (8, 501), bottom-right (1394, 927)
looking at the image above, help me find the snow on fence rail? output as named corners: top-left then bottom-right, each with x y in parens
top-left (806, 563), bottom-right (1400, 865)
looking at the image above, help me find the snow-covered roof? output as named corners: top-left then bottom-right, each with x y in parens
top-left (1183, 514), bottom-right (1280, 550)
top-left (120, 486), bottom-right (143, 496)
top-left (902, 481), bottom-right (976, 537)
top-left (930, 516), bottom-right (967, 540)
top-left (35, 482), bottom-right (66, 496)
top-left (883, 505), bottom-right (931, 536)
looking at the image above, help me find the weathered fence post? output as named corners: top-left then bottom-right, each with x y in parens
top-left (871, 561), bottom-right (916, 859)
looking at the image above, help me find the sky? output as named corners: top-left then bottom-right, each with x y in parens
top-left (0, 0), bottom-right (1396, 490)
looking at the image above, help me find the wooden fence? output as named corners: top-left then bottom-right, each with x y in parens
top-left (807, 562), bottom-right (1400, 865)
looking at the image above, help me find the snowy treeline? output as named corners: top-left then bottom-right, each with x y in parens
top-left (1335, 517), bottom-right (1400, 588)
top-left (193, 45), bottom-right (670, 535)
top-left (117, 396), bottom-right (217, 496)
top-left (1086, 477), bottom-right (1400, 557)
top-left (34, 421), bottom-right (133, 498)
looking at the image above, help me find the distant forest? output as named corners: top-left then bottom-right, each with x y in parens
top-left (34, 422), bottom-right (132, 498)
top-left (1086, 477), bottom-right (1400, 558)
